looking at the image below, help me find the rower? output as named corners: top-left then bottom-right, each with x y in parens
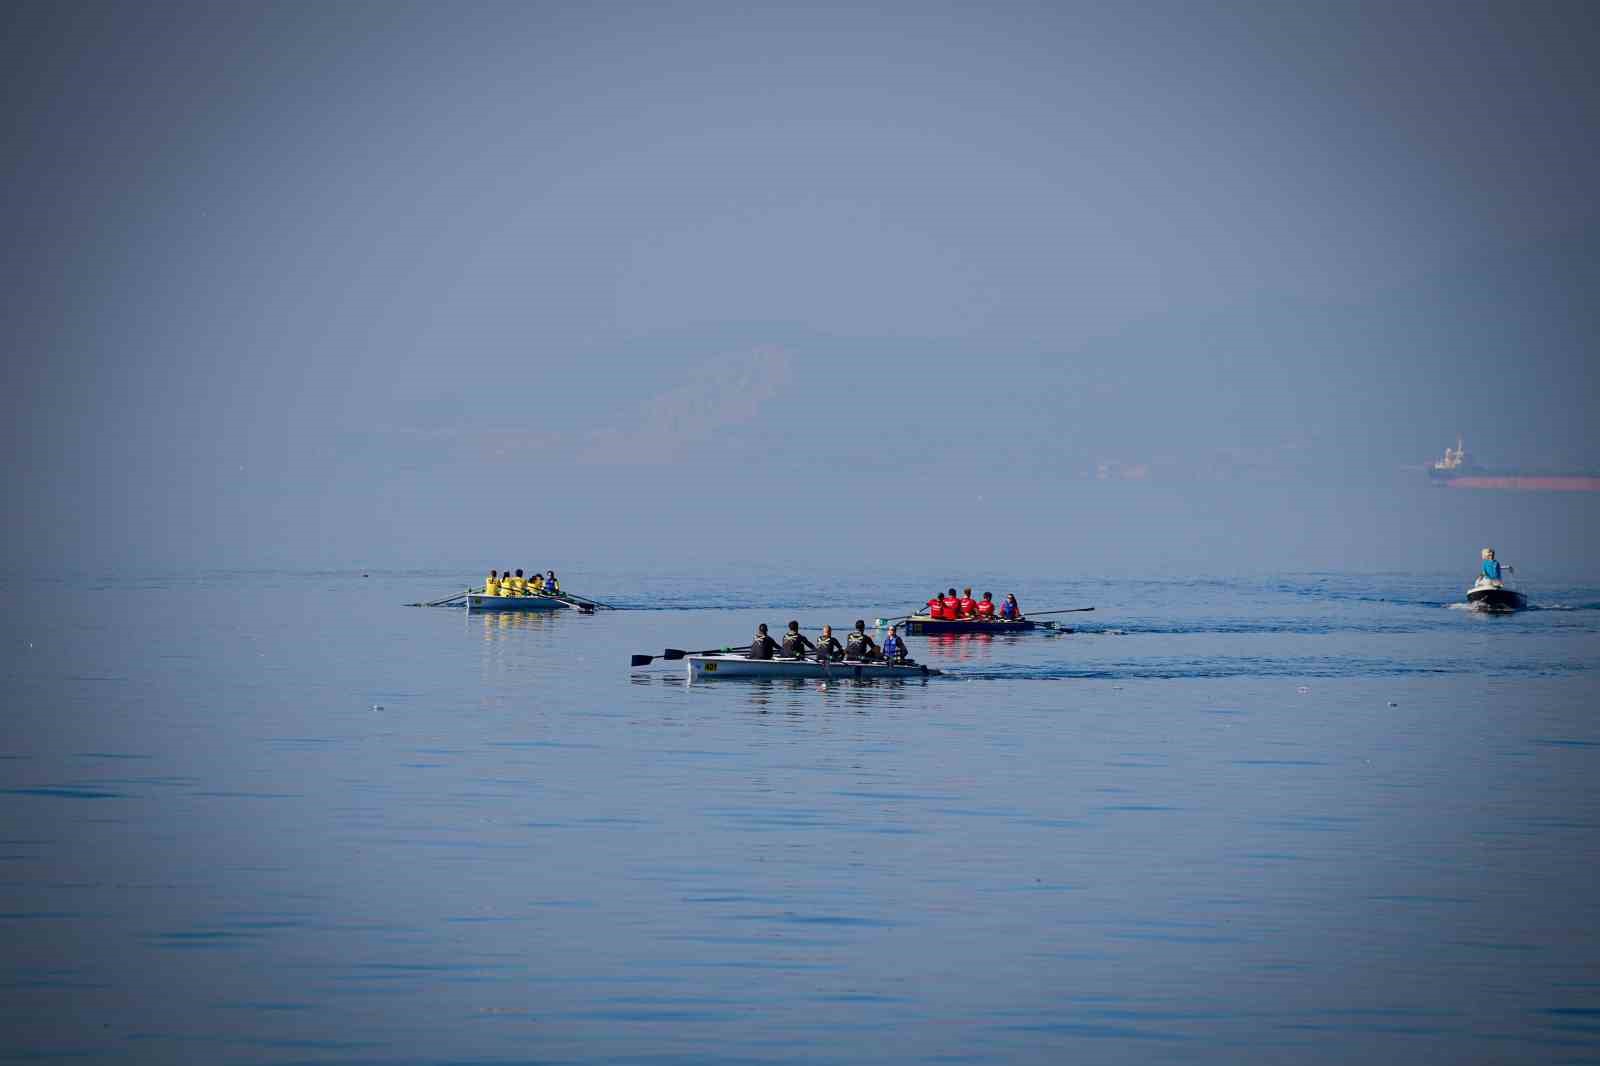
top-left (499, 566), bottom-right (515, 595)
top-left (781, 620), bottom-right (816, 659)
top-left (748, 624), bottom-right (780, 660)
top-left (999, 593), bottom-right (1021, 620)
top-left (942, 588), bottom-right (960, 619)
top-left (814, 625), bottom-right (844, 662)
top-left (975, 591), bottom-right (996, 620)
top-left (1481, 548), bottom-right (1512, 582)
top-left (958, 587), bottom-right (977, 618)
top-left (484, 570), bottom-right (500, 596)
top-left (926, 592), bottom-right (946, 620)
top-left (846, 620), bottom-right (880, 661)
top-left (510, 568), bottom-right (526, 595)
top-left (882, 625), bottom-right (909, 663)
top-left (529, 572), bottom-right (545, 593)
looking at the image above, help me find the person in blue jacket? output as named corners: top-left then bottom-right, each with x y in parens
top-left (1481, 547), bottom-right (1513, 582)
top-left (881, 625), bottom-right (909, 663)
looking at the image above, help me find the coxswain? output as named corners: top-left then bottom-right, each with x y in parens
top-left (1481, 548), bottom-right (1512, 582)
top-left (958, 587), bottom-right (977, 618)
top-left (942, 588), bottom-right (960, 618)
top-left (845, 620), bottom-right (880, 661)
top-left (975, 591), bottom-right (996, 620)
top-left (814, 625), bottom-right (844, 662)
top-left (546, 570), bottom-right (560, 594)
top-left (882, 625), bottom-right (909, 663)
top-left (484, 570), bottom-right (500, 596)
top-left (926, 592), bottom-right (946, 620)
top-left (999, 593), bottom-right (1022, 620)
top-left (748, 623), bottom-right (780, 660)
top-left (781, 620), bottom-right (816, 659)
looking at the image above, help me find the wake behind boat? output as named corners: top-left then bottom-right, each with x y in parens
top-left (687, 654), bottom-right (940, 681)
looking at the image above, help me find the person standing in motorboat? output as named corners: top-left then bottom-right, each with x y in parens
top-left (1481, 548), bottom-right (1512, 583)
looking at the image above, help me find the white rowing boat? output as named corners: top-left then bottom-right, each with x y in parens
top-left (687, 654), bottom-right (940, 681)
top-left (466, 593), bottom-right (575, 612)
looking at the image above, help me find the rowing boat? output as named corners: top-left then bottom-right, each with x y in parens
top-left (900, 615), bottom-right (1039, 635)
top-left (687, 654), bottom-right (940, 681)
top-left (466, 593), bottom-right (573, 612)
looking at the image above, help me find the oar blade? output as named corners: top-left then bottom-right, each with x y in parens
top-left (662, 649), bottom-right (690, 661)
top-left (630, 654), bottom-right (653, 668)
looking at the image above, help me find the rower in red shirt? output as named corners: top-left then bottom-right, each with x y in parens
top-left (942, 588), bottom-right (960, 619)
top-left (926, 592), bottom-right (946, 620)
top-left (958, 587), bottom-right (977, 618)
top-left (975, 591), bottom-right (996, 620)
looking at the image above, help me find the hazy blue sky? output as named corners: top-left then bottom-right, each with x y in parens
top-left (7, 0), bottom-right (1598, 576)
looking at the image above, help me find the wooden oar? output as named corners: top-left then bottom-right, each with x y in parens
top-left (631, 644), bottom-right (746, 668)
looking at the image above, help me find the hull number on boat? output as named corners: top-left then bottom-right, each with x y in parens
top-left (704, 661), bottom-right (717, 672)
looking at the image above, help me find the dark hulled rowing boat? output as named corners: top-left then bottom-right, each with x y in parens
top-left (900, 616), bottom-right (1039, 636)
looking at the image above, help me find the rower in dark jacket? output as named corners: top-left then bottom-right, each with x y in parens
top-left (748, 624), bottom-right (780, 660)
top-left (845, 620), bottom-right (880, 661)
top-left (814, 625), bottom-right (844, 662)
top-left (781, 620), bottom-right (816, 658)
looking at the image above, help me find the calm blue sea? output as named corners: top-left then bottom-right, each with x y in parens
top-left (3, 569), bottom-right (1598, 1064)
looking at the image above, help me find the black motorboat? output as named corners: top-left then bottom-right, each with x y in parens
top-left (1466, 578), bottom-right (1527, 612)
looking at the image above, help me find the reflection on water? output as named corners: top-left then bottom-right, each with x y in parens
top-left (469, 608), bottom-right (564, 639)
top-left (918, 629), bottom-right (1053, 666)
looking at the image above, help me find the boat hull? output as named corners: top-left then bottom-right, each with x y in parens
top-left (1466, 585), bottom-right (1527, 611)
top-left (901, 616), bottom-right (1037, 636)
top-left (466, 593), bottom-right (569, 611)
top-left (687, 655), bottom-right (939, 681)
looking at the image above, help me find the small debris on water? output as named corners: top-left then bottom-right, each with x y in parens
top-left (372, 704), bottom-right (384, 711)
top-left (1296, 686), bottom-right (1310, 694)
top-left (1388, 701), bottom-right (1398, 707)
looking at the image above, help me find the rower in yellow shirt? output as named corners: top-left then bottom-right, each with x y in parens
top-left (498, 566), bottom-right (515, 596)
top-left (509, 569), bottom-right (526, 595)
top-left (484, 570), bottom-right (500, 596)
top-left (529, 572), bottom-right (545, 594)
